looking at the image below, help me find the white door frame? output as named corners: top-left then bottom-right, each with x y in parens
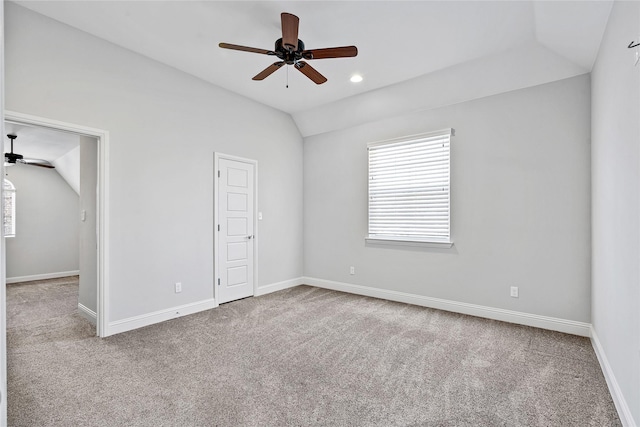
top-left (4, 110), bottom-right (110, 337)
top-left (213, 153), bottom-right (258, 305)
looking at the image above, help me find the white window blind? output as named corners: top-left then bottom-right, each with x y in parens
top-left (368, 129), bottom-right (452, 244)
top-left (3, 179), bottom-right (16, 238)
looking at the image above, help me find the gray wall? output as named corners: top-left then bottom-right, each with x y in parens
top-left (5, 3), bottom-right (304, 321)
top-left (591, 1), bottom-right (640, 424)
top-left (304, 75), bottom-right (591, 322)
top-left (79, 136), bottom-right (98, 314)
top-left (5, 164), bottom-right (79, 279)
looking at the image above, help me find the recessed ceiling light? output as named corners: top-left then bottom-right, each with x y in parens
top-left (350, 74), bottom-right (363, 83)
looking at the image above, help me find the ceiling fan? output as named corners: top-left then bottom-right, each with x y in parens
top-left (219, 12), bottom-right (358, 85)
top-left (5, 134), bottom-right (55, 169)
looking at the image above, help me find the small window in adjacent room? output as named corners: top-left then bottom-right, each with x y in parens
top-left (367, 129), bottom-right (453, 247)
top-left (3, 179), bottom-right (16, 238)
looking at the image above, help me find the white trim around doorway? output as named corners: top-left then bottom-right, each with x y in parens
top-left (4, 110), bottom-right (110, 337)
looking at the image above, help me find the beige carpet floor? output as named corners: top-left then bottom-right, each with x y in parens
top-left (7, 277), bottom-right (620, 426)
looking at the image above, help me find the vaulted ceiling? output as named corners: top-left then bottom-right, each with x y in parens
top-left (2, 2), bottom-right (615, 205)
top-left (14, 0), bottom-right (612, 118)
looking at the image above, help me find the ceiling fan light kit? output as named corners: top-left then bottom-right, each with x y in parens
top-left (219, 12), bottom-right (358, 85)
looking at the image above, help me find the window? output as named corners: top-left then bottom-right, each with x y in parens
top-left (3, 179), bottom-right (16, 238)
top-left (367, 129), bottom-right (453, 247)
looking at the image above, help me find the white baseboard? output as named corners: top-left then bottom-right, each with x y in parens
top-left (6, 270), bottom-right (80, 284)
top-left (591, 327), bottom-right (637, 427)
top-left (77, 303), bottom-right (97, 325)
top-left (302, 277), bottom-right (592, 337)
top-left (105, 299), bottom-right (216, 336)
top-left (105, 277), bottom-right (303, 337)
top-left (256, 277), bottom-right (303, 296)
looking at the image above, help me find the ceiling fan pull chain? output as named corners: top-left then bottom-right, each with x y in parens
top-left (286, 65), bottom-right (289, 88)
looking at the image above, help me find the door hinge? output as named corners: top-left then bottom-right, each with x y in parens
top-left (217, 224), bottom-right (220, 231)
top-left (218, 278), bottom-right (220, 286)
top-left (218, 170), bottom-right (220, 178)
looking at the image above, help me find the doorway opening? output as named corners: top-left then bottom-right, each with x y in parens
top-left (4, 111), bottom-right (109, 336)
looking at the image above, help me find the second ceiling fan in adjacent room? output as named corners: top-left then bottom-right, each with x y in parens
top-left (4, 134), bottom-right (55, 169)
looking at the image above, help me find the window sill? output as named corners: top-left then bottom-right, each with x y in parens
top-left (365, 237), bottom-right (453, 249)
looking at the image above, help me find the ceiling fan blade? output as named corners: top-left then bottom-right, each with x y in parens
top-left (253, 62), bottom-right (286, 81)
top-left (294, 61), bottom-right (327, 85)
top-left (219, 43), bottom-right (274, 55)
top-left (281, 12), bottom-right (299, 51)
top-left (302, 46), bottom-right (358, 60)
top-left (18, 158), bottom-right (55, 169)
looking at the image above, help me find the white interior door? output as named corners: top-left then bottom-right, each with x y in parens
top-left (217, 157), bottom-right (255, 304)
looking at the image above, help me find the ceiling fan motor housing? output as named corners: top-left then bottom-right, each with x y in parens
top-left (5, 153), bottom-right (23, 164)
top-left (274, 38), bottom-right (305, 64)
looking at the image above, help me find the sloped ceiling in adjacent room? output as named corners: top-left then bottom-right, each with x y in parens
top-left (13, 1), bottom-right (613, 135)
top-left (4, 122), bottom-right (80, 194)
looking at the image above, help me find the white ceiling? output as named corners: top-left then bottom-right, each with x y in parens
top-left (13, 0), bottom-right (613, 116)
top-left (4, 122), bottom-right (79, 162)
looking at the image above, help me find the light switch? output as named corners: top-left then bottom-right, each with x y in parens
top-left (81, 210), bottom-right (86, 222)
top-left (258, 212), bottom-right (263, 220)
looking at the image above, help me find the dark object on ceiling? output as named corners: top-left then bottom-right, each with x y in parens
top-left (219, 12), bottom-right (358, 85)
top-left (5, 134), bottom-right (55, 169)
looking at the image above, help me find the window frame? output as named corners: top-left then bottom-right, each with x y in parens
top-left (366, 129), bottom-right (454, 248)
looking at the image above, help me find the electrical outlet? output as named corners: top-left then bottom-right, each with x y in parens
top-left (175, 282), bottom-right (182, 293)
top-left (510, 286), bottom-right (518, 298)
top-left (349, 266), bottom-right (355, 275)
